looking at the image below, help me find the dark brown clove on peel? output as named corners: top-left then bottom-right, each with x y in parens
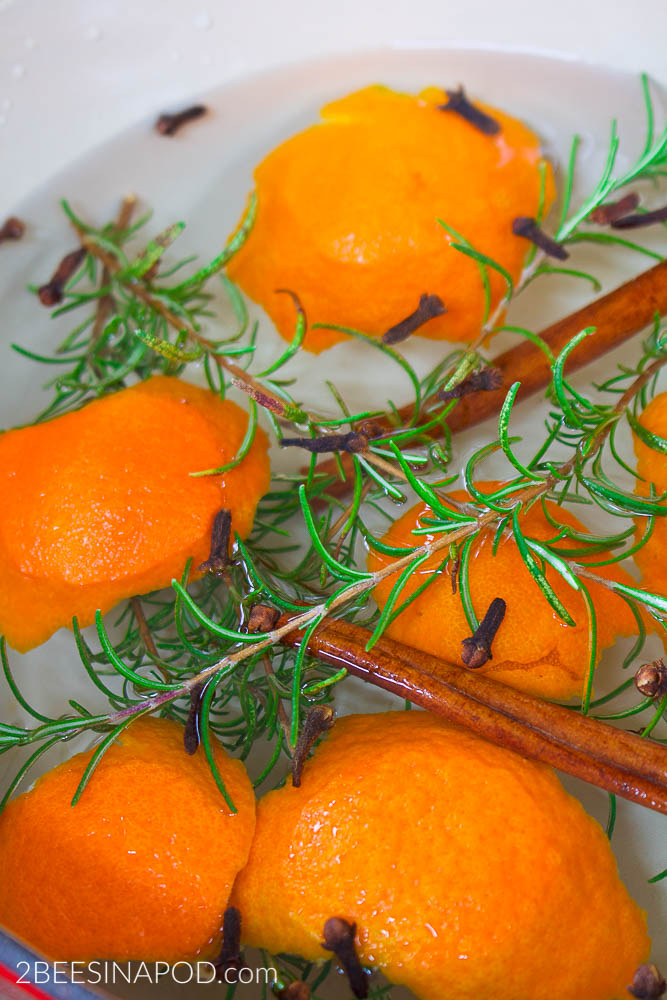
top-left (198, 509), bottom-right (232, 575)
top-left (461, 597), bottom-right (507, 669)
top-left (635, 659), bottom-right (667, 700)
top-left (183, 682), bottom-right (204, 755)
top-left (628, 964), bottom-right (666, 999)
top-left (214, 906), bottom-right (243, 981)
top-left (292, 706), bottom-right (335, 787)
top-left (589, 192), bottom-right (640, 224)
top-left (0, 217), bottom-right (25, 243)
top-left (322, 917), bottom-right (369, 999)
top-left (512, 217), bottom-right (569, 260)
top-left (382, 293), bottom-right (446, 345)
top-left (437, 86), bottom-right (501, 136)
top-left (611, 205), bottom-right (667, 230)
top-left (439, 367), bottom-right (503, 402)
top-left (37, 247), bottom-right (87, 306)
top-left (155, 104), bottom-right (207, 136)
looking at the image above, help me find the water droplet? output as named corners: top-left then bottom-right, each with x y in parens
top-left (192, 11), bottom-right (212, 29)
top-left (86, 25), bottom-right (103, 41)
top-left (24, 36), bottom-right (36, 49)
top-left (11, 63), bottom-right (25, 79)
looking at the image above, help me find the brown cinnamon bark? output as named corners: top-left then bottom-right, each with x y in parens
top-left (279, 617), bottom-right (667, 814)
top-left (315, 261), bottom-right (667, 491)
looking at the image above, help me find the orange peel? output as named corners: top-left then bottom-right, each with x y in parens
top-left (368, 482), bottom-right (638, 699)
top-left (0, 716), bottom-right (256, 961)
top-left (233, 711), bottom-right (649, 1000)
top-left (227, 85), bottom-right (555, 353)
top-left (0, 376), bottom-right (270, 652)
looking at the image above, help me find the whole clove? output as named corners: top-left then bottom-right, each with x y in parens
top-left (281, 430), bottom-right (370, 454)
top-left (461, 597), bottom-right (507, 669)
top-left (0, 216), bottom-right (25, 243)
top-left (292, 706), bottom-right (335, 787)
top-left (155, 104), bottom-right (207, 136)
top-left (382, 293), bottom-right (446, 345)
top-left (321, 917), bottom-right (369, 999)
top-left (438, 366), bottom-right (503, 402)
top-left (512, 217), bottom-right (569, 260)
top-left (37, 247), bottom-right (87, 306)
top-left (247, 603), bottom-right (281, 634)
top-left (628, 964), bottom-right (666, 999)
top-left (198, 508), bottom-right (232, 575)
top-left (634, 659), bottom-right (667, 700)
top-left (588, 192), bottom-right (640, 224)
top-left (214, 906), bottom-right (243, 981)
top-left (437, 86), bottom-right (501, 136)
top-left (611, 205), bottom-right (667, 230)
top-left (183, 681), bottom-right (205, 755)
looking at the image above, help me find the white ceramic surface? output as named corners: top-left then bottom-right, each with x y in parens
top-left (0, 44), bottom-right (665, 999)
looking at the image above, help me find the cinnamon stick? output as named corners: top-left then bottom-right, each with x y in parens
top-left (315, 261), bottom-right (667, 491)
top-left (278, 617), bottom-right (667, 814)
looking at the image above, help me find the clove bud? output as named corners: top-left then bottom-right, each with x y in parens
top-left (588, 192), bottom-right (640, 224)
top-left (37, 247), bottom-right (87, 306)
top-left (439, 367), bottom-right (503, 402)
top-left (183, 681), bottom-right (204, 755)
top-left (214, 906), bottom-right (243, 981)
top-left (628, 964), bottom-right (666, 999)
top-left (611, 205), bottom-right (667, 230)
top-left (382, 293), bottom-right (446, 345)
top-left (634, 659), bottom-right (667, 700)
top-left (512, 217), bottom-right (569, 260)
top-left (247, 603), bottom-right (281, 635)
top-left (0, 216), bottom-right (25, 243)
top-left (437, 86), bottom-right (501, 136)
top-left (461, 597), bottom-right (506, 669)
top-left (155, 104), bottom-right (207, 137)
top-left (198, 509), bottom-right (232, 575)
top-left (292, 706), bottom-right (335, 787)
top-left (321, 916), bottom-right (369, 999)
top-left (281, 431), bottom-right (369, 454)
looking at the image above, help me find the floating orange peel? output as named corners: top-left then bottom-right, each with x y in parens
top-left (0, 717), bottom-right (256, 961)
top-left (232, 712), bottom-right (649, 1000)
top-left (368, 482), bottom-right (638, 699)
top-left (227, 85), bottom-right (555, 353)
top-left (0, 376), bottom-right (270, 652)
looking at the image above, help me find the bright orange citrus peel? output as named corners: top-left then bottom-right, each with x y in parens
top-left (232, 712), bottom-right (649, 1000)
top-left (0, 376), bottom-right (270, 652)
top-left (0, 717), bottom-right (256, 961)
top-left (227, 85), bottom-right (555, 352)
top-left (368, 483), bottom-right (638, 699)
